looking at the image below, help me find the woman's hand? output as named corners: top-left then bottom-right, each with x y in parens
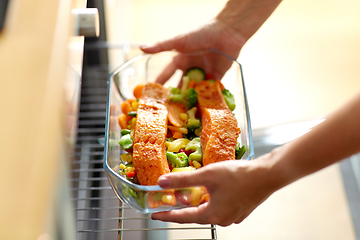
top-left (140, 0), bottom-right (282, 84)
top-left (140, 19), bottom-right (245, 62)
top-left (141, 20), bottom-right (245, 84)
top-left (151, 157), bottom-right (279, 226)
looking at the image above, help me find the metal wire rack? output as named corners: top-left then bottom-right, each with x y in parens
top-left (70, 44), bottom-right (217, 240)
top-left (68, 40), bottom-right (360, 240)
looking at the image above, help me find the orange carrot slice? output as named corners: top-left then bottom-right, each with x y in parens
top-left (118, 113), bottom-right (130, 129)
top-left (121, 101), bottom-right (132, 115)
top-left (200, 193), bottom-right (210, 203)
top-left (189, 159), bottom-right (194, 167)
top-left (172, 131), bottom-right (183, 139)
top-left (127, 98), bottom-right (136, 107)
top-left (168, 125), bottom-right (188, 134)
top-left (133, 84), bottom-right (145, 99)
top-left (167, 102), bottom-right (186, 127)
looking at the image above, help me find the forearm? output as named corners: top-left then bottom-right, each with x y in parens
top-left (216, 0), bottom-right (282, 42)
top-left (262, 93), bottom-right (360, 190)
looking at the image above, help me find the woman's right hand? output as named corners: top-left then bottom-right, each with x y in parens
top-left (140, 20), bottom-right (245, 84)
top-left (140, 18), bottom-right (246, 61)
top-left (140, 0), bottom-right (282, 84)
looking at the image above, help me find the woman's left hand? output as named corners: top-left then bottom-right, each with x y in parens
top-left (151, 157), bottom-right (277, 226)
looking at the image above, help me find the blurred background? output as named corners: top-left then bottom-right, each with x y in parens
top-left (1, 0), bottom-right (360, 239)
top-left (106, 0), bottom-right (360, 129)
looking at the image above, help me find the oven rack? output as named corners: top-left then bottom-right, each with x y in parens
top-left (70, 46), bottom-right (217, 239)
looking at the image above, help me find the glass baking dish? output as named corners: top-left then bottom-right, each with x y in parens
top-left (103, 49), bottom-right (254, 213)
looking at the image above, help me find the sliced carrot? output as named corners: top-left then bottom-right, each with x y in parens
top-left (200, 193), bottom-right (210, 203)
top-left (188, 80), bottom-right (197, 89)
top-left (133, 84), bottom-right (145, 99)
top-left (189, 159), bottom-right (194, 167)
top-left (121, 101), bottom-right (132, 115)
top-left (168, 102), bottom-right (187, 127)
top-left (172, 131), bottom-right (183, 139)
top-left (127, 98), bottom-right (136, 106)
top-left (148, 192), bottom-right (164, 208)
top-left (168, 125), bottom-right (188, 134)
top-left (118, 113), bottom-right (131, 129)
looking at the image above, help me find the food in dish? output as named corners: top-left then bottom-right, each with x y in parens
top-left (115, 67), bottom-right (246, 208)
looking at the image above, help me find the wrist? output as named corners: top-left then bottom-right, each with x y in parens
top-left (253, 145), bottom-right (299, 193)
top-left (216, 0), bottom-right (282, 41)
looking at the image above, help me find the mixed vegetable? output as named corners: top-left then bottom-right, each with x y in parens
top-left (113, 67), bottom-right (246, 208)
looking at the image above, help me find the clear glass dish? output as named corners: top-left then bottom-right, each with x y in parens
top-left (103, 49), bottom-right (254, 214)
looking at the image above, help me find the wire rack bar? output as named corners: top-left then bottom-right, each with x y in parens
top-left (72, 196), bottom-right (119, 201)
top-left (71, 177), bottom-right (109, 182)
top-left (73, 151), bottom-right (104, 156)
top-left (78, 226), bottom-right (216, 232)
top-left (72, 186), bottom-right (112, 191)
top-left (76, 206), bottom-right (126, 211)
top-left (77, 217), bottom-right (152, 221)
top-left (71, 159), bottom-right (104, 164)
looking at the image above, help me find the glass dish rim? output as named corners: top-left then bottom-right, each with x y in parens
top-left (103, 48), bottom-right (255, 192)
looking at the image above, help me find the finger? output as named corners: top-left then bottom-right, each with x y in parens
top-left (158, 167), bottom-right (212, 189)
top-left (234, 213), bottom-right (248, 225)
top-left (151, 203), bottom-right (210, 224)
top-left (140, 36), bottom-right (184, 54)
top-left (155, 61), bottom-right (177, 84)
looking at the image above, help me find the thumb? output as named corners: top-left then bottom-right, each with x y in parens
top-left (140, 35), bottom-right (185, 54)
top-left (158, 167), bottom-right (211, 189)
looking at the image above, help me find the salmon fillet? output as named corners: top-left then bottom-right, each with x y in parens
top-left (132, 143), bottom-right (169, 186)
top-left (132, 83), bottom-right (171, 186)
top-left (195, 81), bottom-right (241, 166)
top-left (195, 80), bottom-right (229, 110)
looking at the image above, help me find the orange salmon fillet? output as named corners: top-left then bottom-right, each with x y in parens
top-left (132, 143), bottom-right (169, 186)
top-left (195, 81), bottom-right (241, 166)
top-left (132, 83), bottom-right (171, 185)
top-left (195, 80), bottom-right (229, 110)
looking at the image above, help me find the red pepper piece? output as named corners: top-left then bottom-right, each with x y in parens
top-left (126, 171), bottom-right (135, 178)
top-left (179, 148), bottom-right (193, 156)
top-left (205, 73), bottom-right (214, 80)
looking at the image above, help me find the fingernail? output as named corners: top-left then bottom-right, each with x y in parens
top-left (158, 177), bottom-right (171, 188)
top-left (140, 43), bottom-right (154, 49)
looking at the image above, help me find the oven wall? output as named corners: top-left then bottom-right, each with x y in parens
top-left (0, 0), bottom-right (88, 239)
